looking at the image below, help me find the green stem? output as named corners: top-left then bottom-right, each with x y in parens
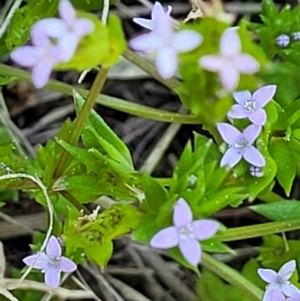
top-left (0, 63), bottom-right (200, 124)
top-left (201, 253), bottom-right (263, 301)
top-left (217, 218), bottom-right (300, 241)
top-left (122, 49), bottom-right (180, 90)
top-left (54, 68), bottom-right (109, 177)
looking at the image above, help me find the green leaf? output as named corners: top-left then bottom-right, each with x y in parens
top-left (85, 241), bottom-right (113, 268)
top-left (3, 0), bottom-right (59, 52)
top-left (71, 0), bottom-right (116, 10)
top-left (143, 174), bottom-right (168, 213)
top-left (269, 138), bottom-right (296, 196)
top-left (201, 238), bottom-right (234, 254)
top-left (262, 0), bottom-right (278, 20)
top-left (252, 200), bottom-right (300, 221)
top-left (74, 91), bottom-right (133, 168)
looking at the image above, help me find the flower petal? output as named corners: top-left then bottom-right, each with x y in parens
top-left (31, 18), bottom-right (67, 46)
top-left (46, 236), bottom-right (62, 257)
top-left (173, 198), bottom-right (193, 228)
top-left (282, 283), bottom-right (300, 297)
top-left (11, 47), bottom-right (40, 67)
top-left (59, 0), bottom-right (76, 22)
top-left (152, 2), bottom-right (165, 22)
top-left (173, 30), bottom-right (202, 53)
top-left (279, 260), bottom-right (296, 281)
top-left (199, 55), bottom-right (222, 72)
top-left (233, 90), bottom-right (252, 105)
top-left (155, 47), bottom-right (177, 78)
top-left (243, 145), bottom-right (265, 167)
top-left (235, 54), bottom-right (260, 74)
top-left (243, 124), bottom-right (262, 144)
top-left (258, 268), bottom-right (278, 283)
top-left (32, 60), bottom-right (53, 89)
top-left (23, 253), bottom-right (49, 270)
top-left (59, 257), bottom-right (77, 273)
top-left (192, 220), bottom-right (219, 240)
top-left (217, 123), bottom-right (241, 145)
top-left (227, 104), bottom-right (249, 119)
top-left (263, 288), bottom-right (285, 301)
top-left (179, 239), bottom-right (201, 266)
top-left (219, 62), bottom-right (239, 90)
top-left (150, 226), bottom-right (179, 249)
top-left (220, 148), bottom-right (243, 168)
top-left (130, 33), bottom-right (160, 52)
top-left (252, 85), bottom-right (277, 108)
top-left (58, 35), bottom-right (79, 62)
top-left (74, 19), bottom-right (95, 37)
top-left (220, 29), bottom-right (241, 56)
top-left (45, 267), bottom-right (61, 288)
top-left (133, 18), bottom-right (153, 30)
top-left (248, 109), bottom-right (267, 126)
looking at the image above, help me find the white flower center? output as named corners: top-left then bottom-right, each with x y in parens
top-left (244, 99), bottom-right (256, 112)
top-left (234, 138), bottom-right (248, 149)
top-left (178, 223), bottom-right (194, 240)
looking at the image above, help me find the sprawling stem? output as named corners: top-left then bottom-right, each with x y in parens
top-left (0, 63), bottom-right (199, 124)
top-left (53, 68), bottom-right (109, 177)
top-left (201, 253), bottom-right (263, 301)
top-left (218, 218), bottom-right (300, 241)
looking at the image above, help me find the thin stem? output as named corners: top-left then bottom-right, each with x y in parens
top-left (201, 253), bottom-right (263, 301)
top-left (217, 219), bottom-right (300, 242)
top-left (53, 68), bottom-right (109, 178)
top-left (0, 63), bottom-right (200, 124)
top-left (122, 49), bottom-right (180, 90)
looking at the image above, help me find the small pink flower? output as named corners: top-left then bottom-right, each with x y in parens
top-left (199, 29), bottom-right (260, 91)
top-left (150, 198), bottom-right (219, 266)
top-left (133, 1), bottom-right (172, 30)
top-left (23, 236), bottom-right (77, 288)
top-left (258, 260), bottom-right (298, 298)
top-left (217, 123), bottom-right (265, 168)
top-left (227, 85), bottom-right (277, 126)
top-left (130, 2), bottom-right (202, 79)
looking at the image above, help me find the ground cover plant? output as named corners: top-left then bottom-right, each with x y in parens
top-left (1, 0), bottom-right (300, 300)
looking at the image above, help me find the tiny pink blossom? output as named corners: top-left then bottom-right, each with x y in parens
top-left (199, 29), bottom-right (260, 91)
top-left (150, 198), bottom-right (219, 266)
top-left (217, 123), bottom-right (265, 168)
top-left (130, 2), bottom-right (202, 79)
top-left (258, 260), bottom-right (297, 298)
top-left (227, 85), bottom-right (277, 126)
top-left (133, 1), bottom-right (172, 30)
top-left (23, 236), bottom-right (77, 288)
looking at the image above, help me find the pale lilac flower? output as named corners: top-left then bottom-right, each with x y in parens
top-left (150, 198), bottom-right (219, 266)
top-left (11, 40), bottom-right (63, 88)
top-left (217, 123), bottom-right (265, 168)
top-left (292, 32), bottom-right (300, 41)
top-left (133, 2), bottom-right (172, 30)
top-left (227, 85), bottom-right (277, 126)
top-left (23, 236), bottom-right (77, 288)
top-left (258, 260), bottom-right (297, 297)
top-left (32, 0), bottom-right (94, 62)
top-left (199, 29), bottom-right (259, 90)
top-left (250, 165), bottom-right (264, 177)
top-left (262, 288), bottom-right (285, 301)
top-left (130, 2), bottom-right (202, 78)
top-left (275, 34), bottom-right (290, 47)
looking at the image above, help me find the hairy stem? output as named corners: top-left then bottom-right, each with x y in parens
top-left (54, 68), bottom-right (109, 177)
top-left (0, 63), bottom-right (199, 124)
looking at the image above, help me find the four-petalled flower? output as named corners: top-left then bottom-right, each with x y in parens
top-left (10, 0), bottom-right (94, 88)
top-left (258, 260), bottom-right (298, 299)
top-left (23, 236), bottom-right (77, 287)
top-left (217, 123), bottom-right (265, 168)
top-left (227, 85), bottom-right (277, 126)
top-left (199, 28), bottom-right (260, 91)
top-left (150, 198), bottom-right (219, 266)
top-left (130, 2), bottom-right (202, 79)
